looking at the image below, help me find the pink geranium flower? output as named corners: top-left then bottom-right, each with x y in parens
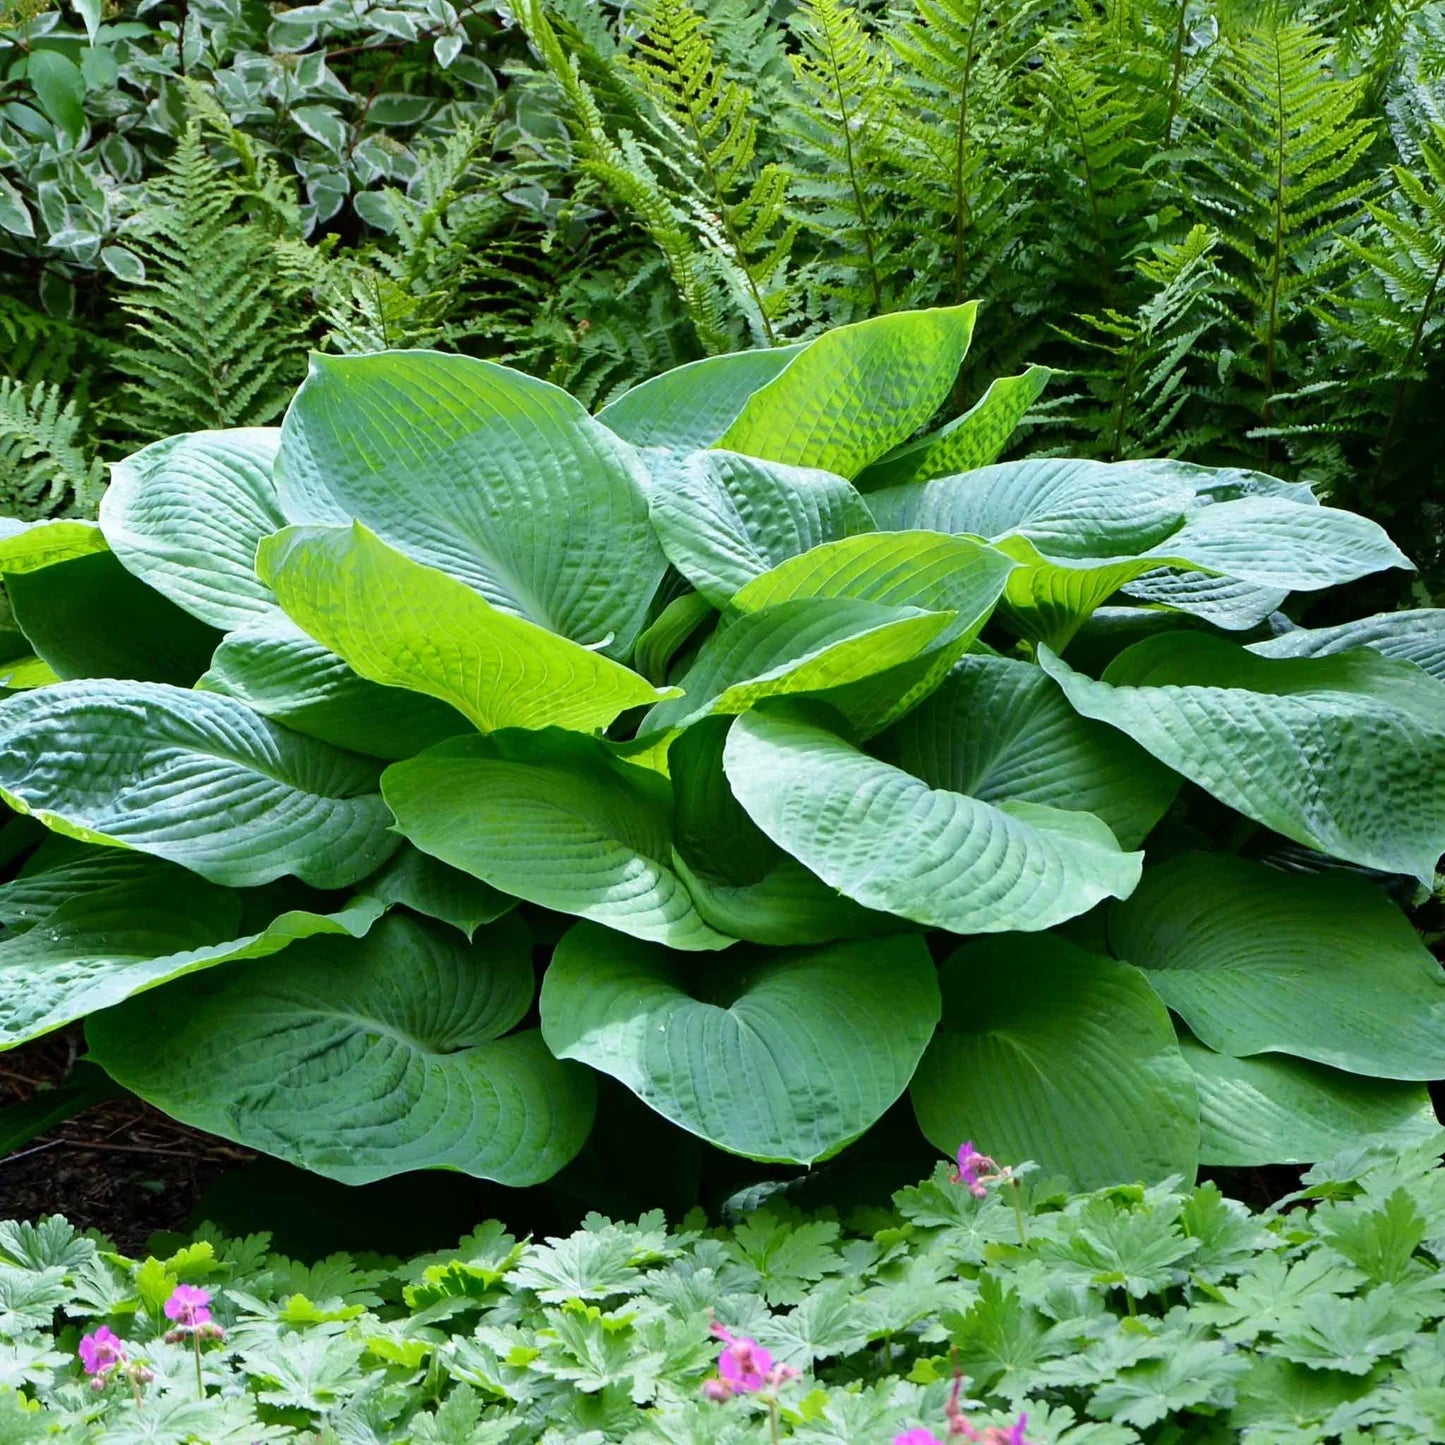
top-left (78, 1325), bottom-right (126, 1377)
top-left (163, 1284), bottom-right (212, 1328)
top-left (894, 1430), bottom-right (945, 1445)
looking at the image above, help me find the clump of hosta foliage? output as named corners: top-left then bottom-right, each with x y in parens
top-left (0, 307), bottom-right (1442, 1191)
top-left (5, 1137), bottom-right (1445, 1442)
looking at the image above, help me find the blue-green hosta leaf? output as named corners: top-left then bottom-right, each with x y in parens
top-left (1120, 569), bottom-right (1286, 630)
top-left (541, 922), bottom-right (939, 1163)
top-left (0, 518), bottom-right (107, 574)
top-left (0, 680), bottom-right (398, 888)
top-left (856, 365), bottom-right (1053, 490)
top-left (729, 531), bottom-right (1015, 733)
top-left (0, 846), bottom-right (161, 931)
top-left (1040, 636), bottom-right (1445, 884)
top-left (1181, 1037), bottom-right (1440, 1168)
top-left (87, 914), bottom-right (595, 1186)
top-left (1250, 610), bottom-right (1445, 682)
top-left (258, 524), bottom-right (670, 734)
top-left (724, 709), bottom-right (1142, 934)
top-left (670, 717), bottom-right (891, 946)
top-left (717, 306), bottom-right (978, 478)
top-left (199, 615), bottom-right (470, 760)
top-left (648, 450), bottom-right (876, 606)
top-left (100, 429), bottom-right (283, 630)
top-left (910, 935), bottom-right (1199, 1191)
top-left (383, 731), bottom-right (732, 950)
top-left (595, 345), bottom-right (806, 452)
top-left (638, 597), bottom-right (957, 736)
top-left (0, 856), bottom-right (383, 1048)
top-left (882, 654), bottom-right (1178, 849)
top-left (357, 845), bottom-right (514, 939)
top-left (276, 351), bottom-right (666, 656)
top-left (1110, 853), bottom-right (1445, 1080)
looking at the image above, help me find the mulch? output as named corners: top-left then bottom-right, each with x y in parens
top-left (0, 1029), bottom-right (252, 1255)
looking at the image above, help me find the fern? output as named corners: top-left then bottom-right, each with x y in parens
top-left (0, 380), bottom-right (104, 520)
top-left (1193, 16), bottom-right (1378, 446)
top-left (1054, 224), bottom-right (1230, 459)
top-left (107, 118), bottom-right (308, 443)
top-left (625, 0), bottom-right (796, 342)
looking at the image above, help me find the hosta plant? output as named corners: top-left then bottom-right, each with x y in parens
top-left (0, 304), bottom-right (1441, 1191)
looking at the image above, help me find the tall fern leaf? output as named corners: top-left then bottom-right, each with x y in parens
top-left (0, 380), bottom-right (104, 520)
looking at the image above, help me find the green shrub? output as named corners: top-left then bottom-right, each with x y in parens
top-left (5, 1136), bottom-right (1445, 1441)
top-left (0, 307), bottom-right (1439, 1192)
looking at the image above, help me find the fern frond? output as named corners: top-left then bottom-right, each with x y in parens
top-left (0, 380), bottom-right (104, 520)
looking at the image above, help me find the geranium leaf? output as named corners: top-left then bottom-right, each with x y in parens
top-left (1040, 637), bottom-right (1445, 883)
top-left (540, 921), bottom-right (939, 1163)
top-left (910, 935), bottom-right (1199, 1191)
top-left (725, 708), bottom-right (1142, 934)
top-left (87, 913), bottom-right (594, 1186)
top-left (383, 730), bottom-right (732, 950)
top-left (0, 679), bottom-right (397, 887)
top-left (1110, 853), bottom-right (1445, 1079)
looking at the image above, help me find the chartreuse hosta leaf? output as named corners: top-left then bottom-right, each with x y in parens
top-left (1250, 609), bottom-right (1445, 682)
top-left (648, 450), bottom-right (876, 606)
top-left (0, 679), bottom-right (397, 888)
top-left (727, 531), bottom-right (1015, 733)
top-left (541, 922), bottom-right (938, 1163)
top-left (717, 305), bottom-right (978, 478)
top-left (1180, 1037), bottom-right (1439, 1169)
top-left (0, 853), bottom-right (383, 1050)
top-left (856, 365), bottom-right (1053, 490)
top-left (670, 717), bottom-right (890, 946)
top-left (1111, 853), bottom-right (1445, 1080)
top-left (258, 523), bottom-right (670, 735)
top-left (384, 730), bottom-right (732, 950)
top-left (199, 615), bottom-right (470, 760)
top-left (638, 596), bottom-right (957, 736)
top-left (87, 913), bottom-right (595, 1186)
top-left (100, 428), bottom-right (283, 630)
top-left (276, 351), bottom-right (666, 656)
top-left (0, 518), bottom-right (108, 574)
top-left (724, 708), bottom-right (1142, 934)
top-left (881, 654), bottom-right (1178, 849)
top-left (1041, 636), bottom-right (1445, 883)
top-left (910, 935), bottom-right (1199, 1191)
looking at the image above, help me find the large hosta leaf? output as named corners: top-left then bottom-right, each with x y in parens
top-left (595, 345), bottom-right (806, 452)
top-left (276, 351), bottom-right (666, 655)
top-left (1250, 610), bottom-right (1445, 682)
top-left (1040, 636), bottom-right (1445, 883)
top-left (357, 845), bottom-right (514, 939)
top-left (717, 305), bottom-right (979, 478)
top-left (910, 936), bottom-right (1199, 1191)
top-left (1110, 854), bottom-right (1445, 1080)
top-left (540, 922), bottom-right (938, 1163)
top-left (648, 450), bottom-right (876, 606)
top-left (724, 708), bottom-right (1142, 934)
top-left (87, 913), bottom-right (595, 1186)
top-left (384, 730), bottom-right (732, 950)
top-left (0, 856), bottom-right (383, 1049)
top-left (0, 518), bottom-right (108, 574)
top-left (670, 718), bottom-right (889, 945)
top-left (0, 680), bottom-right (397, 888)
top-left (882, 654), bottom-right (1178, 848)
top-left (1119, 568), bottom-right (1285, 631)
top-left (856, 365), bottom-right (1052, 490)
top-left (259, 524), bottom-right (669, 735)
top-left (100, 429), bottom-right (283, 630)
top-left (1181, 1038), bottom-right (1440, 1168)
top-left (638, 596), bottom-right (956, 736)
top-left (199, 616), bottom-right (470, 760)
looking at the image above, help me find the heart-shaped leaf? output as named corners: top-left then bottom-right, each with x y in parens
top-left (276, 352), bottom-right (666, 655)
top-left (541, 921), bottom-right (939, 1162)
top-left (384, 730), bottom-right (732, 950)
top-left (87, 913), bottom-right (595, 1186)
top-left (0, 679), bottom-right (397, 888)
top-left (258, 523), bottom-right (670, 735)
top-left (356, 845), bottom-right (514, 939)
top-left (1040, 637), bottom-right (1445, 884)
top-left (725, 708), bottom-right (1142, 934)
top-left (910, 935), bottom-right (1199, 1190)
top-left (1110, 853), bottom-right (1445, 1080)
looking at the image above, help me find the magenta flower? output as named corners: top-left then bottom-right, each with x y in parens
top-left (894, 1431), bottom-right (945, 1445)
top-left (163, 1284), bottom-right (212, 1328)
top-left (711, 1322), bottom-right (773, 1394)
top-left (951, 1141), bottom-right (998, 1199)
top-left (79, 1325), bottom-right (126, 1377)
